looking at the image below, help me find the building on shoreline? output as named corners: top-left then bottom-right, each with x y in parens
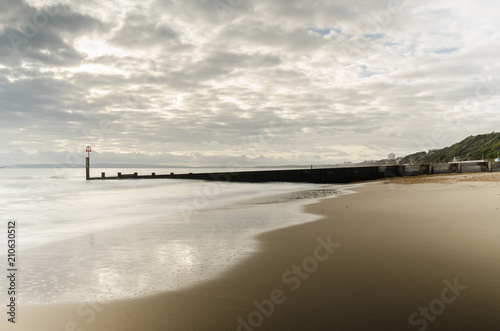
top-left (386, 154), bottom-right (403, 166)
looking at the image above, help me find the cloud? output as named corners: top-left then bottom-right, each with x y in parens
top-left (1, 0), bottom-right (500, 166)
top-left (109, 11), bottom-right (179, 48)
top-left (0, 1), bottom-right (109, 67)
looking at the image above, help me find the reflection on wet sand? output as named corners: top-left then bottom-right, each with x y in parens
top-left (18, 185), bottom-right (347, 304)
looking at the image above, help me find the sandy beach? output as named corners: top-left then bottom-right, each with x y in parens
top-left (5, 172), bottom-right (500, 330)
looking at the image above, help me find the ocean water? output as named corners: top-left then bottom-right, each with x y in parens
top-left (0, 167), bottom-right (360, 304)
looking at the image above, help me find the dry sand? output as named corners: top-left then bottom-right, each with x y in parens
top-left (4, 172), bottom-right (500, 330)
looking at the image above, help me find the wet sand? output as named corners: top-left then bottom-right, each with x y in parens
top-left (4, 172), bottom-right (500, 330)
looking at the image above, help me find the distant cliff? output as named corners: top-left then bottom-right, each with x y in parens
top-left (400, 132), bottom-right (500, 164)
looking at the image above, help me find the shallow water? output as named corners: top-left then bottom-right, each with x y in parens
top-left (0, 168), bottom-right (360, 303)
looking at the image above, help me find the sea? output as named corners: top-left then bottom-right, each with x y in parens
top-left (0, 167), bottom-right (361, 304)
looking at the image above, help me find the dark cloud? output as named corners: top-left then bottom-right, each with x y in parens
top-left (110, 11), bottom-right (179, 48)
top-left (0, 1), bottom-right (107, 66)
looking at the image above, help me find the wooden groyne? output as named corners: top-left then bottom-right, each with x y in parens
top-left (86, 159), bottom-right (500, 184)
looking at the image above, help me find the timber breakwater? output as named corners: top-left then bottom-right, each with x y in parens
top-left (86, 160), bottom-right (500, 184)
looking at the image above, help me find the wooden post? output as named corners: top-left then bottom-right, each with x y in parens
top-left (398, 165), bottom-right (404, 177)
top-left (86, 157), bottom-right (90, 180)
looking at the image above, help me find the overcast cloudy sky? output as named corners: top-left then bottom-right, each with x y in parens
top-left (1, 0), bottom-right (499, 166)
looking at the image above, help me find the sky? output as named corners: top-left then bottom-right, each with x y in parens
top-left (1, 0), bottom-right (499, 167)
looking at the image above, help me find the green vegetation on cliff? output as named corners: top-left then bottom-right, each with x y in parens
top-left (400, 132), bottom-right (500, 164)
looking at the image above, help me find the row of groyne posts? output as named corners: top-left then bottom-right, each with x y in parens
top-left (85, 155), bottom-right (500, 185)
